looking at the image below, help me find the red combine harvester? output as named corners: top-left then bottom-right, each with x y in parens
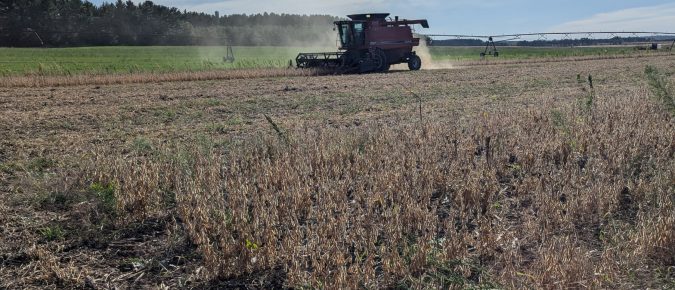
top-left (296, 13), bottom-right (429, 73)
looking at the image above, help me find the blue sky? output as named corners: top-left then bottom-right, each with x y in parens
top-left (90, 0), bottom-right (675, 36)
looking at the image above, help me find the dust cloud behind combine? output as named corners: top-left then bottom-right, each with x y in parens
top-left (413, 40), bottom-right (455, 70)
top-left (392, 39), bottom-right (455, 70)
top-left (193, 21), bottom-right (339, 63)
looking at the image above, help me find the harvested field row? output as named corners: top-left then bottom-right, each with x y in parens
top-left (3, 52), bottom-right (674, 88)
top-left (454, 51), bottom-right (675, 67)
top-left (0, 56), bottom-right (673, 289)
top-left (0, 68), bottom-right (318, 88)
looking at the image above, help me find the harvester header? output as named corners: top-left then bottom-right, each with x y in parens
top-left (296, 13), bottom-right (429, 73)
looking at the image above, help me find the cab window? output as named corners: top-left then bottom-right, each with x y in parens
top-left (353, 23), bottom-right (365, 45)
top-left (340, 23), bottom-right (351, 47)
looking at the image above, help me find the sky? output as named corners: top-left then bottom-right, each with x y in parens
top-left (90, 0), bottom-right (675, 37)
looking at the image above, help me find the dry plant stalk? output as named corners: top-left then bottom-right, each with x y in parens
top-left (0, 68), bottom-right (321, 88)
top-left (84, 85), bottom-right (674, 288)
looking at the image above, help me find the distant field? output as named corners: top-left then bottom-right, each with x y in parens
top-left (0, 45), bottom-right (667, 76)
top-left (428, 45), bottom-right (649, 61)
top-left (0, 46), bottom-right (319, 76)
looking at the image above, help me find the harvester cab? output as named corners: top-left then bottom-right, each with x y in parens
top-left (296, 13), bottom-right (429, 73)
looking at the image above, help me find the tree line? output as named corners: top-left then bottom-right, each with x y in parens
top-left (0, 0), bottom-right (340, 47)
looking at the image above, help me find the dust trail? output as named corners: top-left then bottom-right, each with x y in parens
top-left (193, 20), bottom-right (339, 66)
top-left (414, 40), bottom-right (455, 70)
top-left (391, 40), bottom-right (456, 70)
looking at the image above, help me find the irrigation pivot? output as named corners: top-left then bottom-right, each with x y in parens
top-left (224, 45), bottom-right (235, 63)
top-left (425, 31), bottom-right (675, 57)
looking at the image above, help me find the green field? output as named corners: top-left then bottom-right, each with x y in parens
top-left (429, 46), bottom-right (643, 61)
top-left (0, 45), bottom-right (661, 76)
top-left (0, 46), bottom-right (317, 76)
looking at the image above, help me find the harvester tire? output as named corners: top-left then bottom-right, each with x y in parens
top-left (372, 49), bottom-right (388, 72)
top-left (408, 54), bottom-right (421, 71)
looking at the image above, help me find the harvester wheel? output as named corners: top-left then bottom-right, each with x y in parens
top-left (372, 49), bottom-right (388, 72)
top-left (408, 54), bottom-right (421, 71)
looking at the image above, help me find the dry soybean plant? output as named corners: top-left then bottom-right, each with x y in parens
top-left (0, 68), bottom-right (320, 88)
top-left (84, 83), bottom-right (674, 288)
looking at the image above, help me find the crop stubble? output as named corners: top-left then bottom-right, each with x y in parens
top-left (0, 55), bottom-right (673, 288)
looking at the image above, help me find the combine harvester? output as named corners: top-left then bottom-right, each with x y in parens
top-left (296, 13), bottom-right (429, 73)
